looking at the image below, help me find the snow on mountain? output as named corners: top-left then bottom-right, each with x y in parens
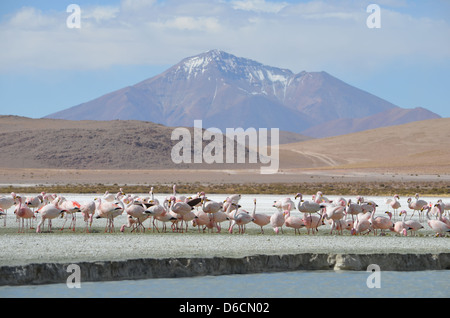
top-left (46, 50), bottom-right (441, 137)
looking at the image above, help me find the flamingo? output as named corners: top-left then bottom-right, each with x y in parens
top-left (369, 206), bottom-right (393, 236)
top-left (25, 194), bottom-right (44, 211)
top-left (95, 198), bottom-right (124, 233)
top-left (14, 196), bottom-right (35, 233)
top-left (229, 212), bottom-right (253, 234)
top-left (334, 219), bottom-right (354, 234)
top-left (437, 199), bottom-right (450, 216)
top-left (385, 194), bottom-right (401, 220)
top-left (345, 199), bottom-right (363, 223)
top-left (0, 192), bottom-right (17, 227)
top-left (192, 209), bottom-right (214, 233)
top-left (25, 194), bottom-right (44, 228)
top-left (36, 204), bottom-right (66, 233)
top-left (273, 197), bottom-right (296, 212)
top-left (407, 195), bottom-right (428, 222)
top-left (120, 215), bottom-right (139, 232)
top-left (426, 208), bottom-right (450, 237)
top-left (270, 208), bottom-right (285, 235)
top-left (434, 202), bottom-right (450, 226)
top-left (57, 197), bottom-right (81, 231)
top-left (322, 199), bottom-right (346, 235)
top-left (80, 200), bottom-right (96, 232)
top-left (251, 198), bottom-right (270, 234)
top-left (294, 193), bottom-right (326, 219)
top-left (284, 206), bottom-right (305, 235)
top-left (399, 210), bottom-right (423, 236)
top-left (351, 213), bottom-right (371, 235)
top-left (124, 199), bottom-right (149, 232)
top-left (315, 191), bottom-right (331, 204)
top-left (144, 198), bottom-right (169, 232)
top-left (211, 210), bottom-right (229, 233)
top-left (302, 213), bottom-right (324, 235)
top-left (147, 198), bottom-right (176, 233)
top-left (389, 212), bottom-right (409, 236)
top-left (201, 195), bottom-right (222, 215)
top-left (229, 203), bottom-right (253, 234)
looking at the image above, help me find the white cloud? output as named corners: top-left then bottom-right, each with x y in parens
top-left (0, 0), bottom-right (449, 76)
top-left (231, 0), bottom-right (288, 13)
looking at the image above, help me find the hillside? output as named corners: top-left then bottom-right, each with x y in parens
top-left (278, 118), bottom-right (450, 174)
top-left (0, 116), bottom-right (308, 170)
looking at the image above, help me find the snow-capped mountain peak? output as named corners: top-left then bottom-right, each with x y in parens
top-left (178, 50), bottom-right (293, 85)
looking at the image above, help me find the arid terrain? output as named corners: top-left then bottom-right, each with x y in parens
top-left (0, 116), bottom-right (449, 194)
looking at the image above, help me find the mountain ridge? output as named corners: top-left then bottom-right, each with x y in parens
top-left (46, 50), bottom-right (440, 137)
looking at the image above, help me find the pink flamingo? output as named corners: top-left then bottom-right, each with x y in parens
top-left (56, 197), bottom-right (81, 231)
top-left (315, 191), bottom-right (331, 203)
top-left (229, 204), bottom-right (254, 234)
top-left (14, 196), bottom-right (35, 233)
top-left (437, 199), bottom-right (450, 214)
top-left (334, 219), bottom-right (353, 233)
top-left (80, 200), bottom-right (96, 232)
top-left (36, 204), bottom-right (66, 233)
top-left (284, 207), bottom-right (305, 235)
top-left (434, 202), bottom-right (450, 226)
top-left (193, 209), bottom-right (214, 233)
top-left (295, 193), bottom-right (326, 225)
top-left (351, 213), bottom-right (371, 235)
top-left (389, 212), bottom-right (409, 236)
top-left (407, 195), bottom-right (428, 221)
top-left (251, 198), bottom-right (270, 234)
top-left (149, 199), bottom-right (176, 233)
top-left (120, 215), bottom-right (139, 232)
top-left (385, 194), bottom-right (401, 220)
top-left (0, 192), bottom-right (17, 227)
top-left (345, 199), bottom-right (363, 223)
top-left (369, 207), bottom-right (394, 235)
top-left (426, 207), bottom-right (450, 236)
top-left (124, 199), bottom-right (148, 232)
top-left (270, 208), bottom-right (285, 235)
top-left (323, 199), bottom-right (346, 235)
top-left (399, 210), bottom-right (423, 236)
top-left (273, 197), bottom-right (296, 212)
top-left (95, 198), bottom-right (124, 233)
top-left (144, 198), bottom-right (169, 232)
top-left (211, 210), bottom-right (229, 233)
top-left (201, 195), bottom-right (222, 214)
top-left (302, 213), bottom-right (324, 235)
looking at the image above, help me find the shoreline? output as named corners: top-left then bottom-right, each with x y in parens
top-left (1, 168), bottom-right (449, 196)
top-left (1, 253), bottom-right (449, 286)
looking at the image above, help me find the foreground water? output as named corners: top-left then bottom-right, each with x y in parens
top-left (1, 270), bottom-right (449, 298)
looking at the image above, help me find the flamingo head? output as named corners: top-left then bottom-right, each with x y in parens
top-left (294, 193), bottom-right (303, 201)
top-left (394, 194), bottom-right (400, 199)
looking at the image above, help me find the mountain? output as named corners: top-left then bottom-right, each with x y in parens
top-left (46, 50), bottom-right (441, 137)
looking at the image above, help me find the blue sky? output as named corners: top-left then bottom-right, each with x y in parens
top-left (0, 0), bottom-right (449, 118)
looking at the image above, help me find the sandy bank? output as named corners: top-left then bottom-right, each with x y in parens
top-left (1, 253), bottom-right (449, 286)
top-left (1, 233), bottom-right (449, 286)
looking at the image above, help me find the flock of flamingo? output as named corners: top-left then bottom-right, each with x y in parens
top-left (0, 186), bottom-right (449, 237)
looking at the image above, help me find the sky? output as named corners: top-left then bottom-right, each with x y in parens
top-left (0, 0), bottom-right (449, 118)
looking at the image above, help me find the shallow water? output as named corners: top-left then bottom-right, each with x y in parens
top-left (1, 270), bottom-right (449, 298)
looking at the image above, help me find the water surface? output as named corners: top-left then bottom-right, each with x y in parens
top-left (1, 270), bottom-right (448, 298)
